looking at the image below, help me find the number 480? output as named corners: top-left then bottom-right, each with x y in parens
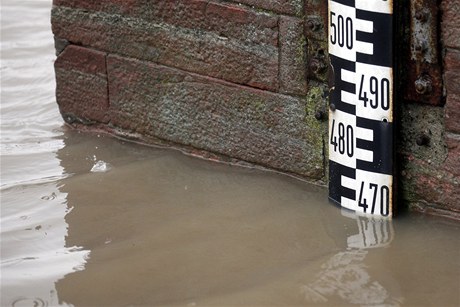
top-left (330, 119), bottom-right (354, 158)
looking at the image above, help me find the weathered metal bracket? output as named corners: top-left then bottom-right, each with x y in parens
top-left (404, 0), bottom-right (443, 105)
top-left (305, 0), bottom-right (329, 83)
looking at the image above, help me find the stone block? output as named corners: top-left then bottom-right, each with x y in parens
top-left (51, 3), bottom-right (279, 91)
top-left (397, 103), bottom-right (447, 165)
top-left (444, 49), bottom-right (460, 134)
top-left (397, 102), bottom-right (460, 216)
top-left (53, 0), bottom-right (279, 47)
top-left (413, 172), bottom-right (460, 216)
top-left (54, 45), bottom-right (109, 123)
top-left (400, 152), bottom-right (460, 218)
top-left (445, 94), bottom-right (460, 134)
top-left (279, 16), bottom-right (308, 96)
top-left (444, 133), bottom-right (460, 177)
top-left (444, 48), bottom-right (460, 95)
top-left (441, 0), bottom-right (460, 49)
top-left (107, 55), bottom-right (324, 178)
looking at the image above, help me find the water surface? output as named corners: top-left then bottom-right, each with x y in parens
top-left (1, 1), bottom-right (459, 306)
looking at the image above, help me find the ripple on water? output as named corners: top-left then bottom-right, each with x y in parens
top-left (12, 297), bottom-right (48, 307)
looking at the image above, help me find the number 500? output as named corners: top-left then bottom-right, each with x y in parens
top-left (330, 11), bottom-right (353, 50)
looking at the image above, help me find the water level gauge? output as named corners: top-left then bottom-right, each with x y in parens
top-left (328, 0), bottom-right (395, 217)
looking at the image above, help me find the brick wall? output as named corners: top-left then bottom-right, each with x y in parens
top-left (52, 1), bottom-right (460, 218)
top-left (52, 0), bottom-right (327, 182)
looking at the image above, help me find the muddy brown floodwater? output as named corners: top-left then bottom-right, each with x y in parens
top-left (1, 1), bottom-right (459, 306)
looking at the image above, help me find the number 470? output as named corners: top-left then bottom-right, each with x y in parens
top-left (358, 182), bottom-right (390, 216)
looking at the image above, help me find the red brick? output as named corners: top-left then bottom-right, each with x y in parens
top-left (107, 55), bottom-right (324, 178)
top-left (444, 48), bottom-right (460, 95)
top-left (55, 44), bottom-right (106, 75)
top-left (401, 154), bottom-right (460, 215)
top-left (279, 16), bottom-right (308, 95)
top-left (445, 94), bottom-right (460, 134)
top-left (441, 0), bottom-right (460, 49)
top-left (444, 49), bottom-right (460, 134)
top-left (53, 0), bottom-right (279, 47)
top-left (51, 5), bottom-right (279, 91)
top-left (415, 174), bottom-right (460, 213)
top-left (444, 134), bottom-right (460, 177)
top-left (55, 45), bottom-right (109, 123)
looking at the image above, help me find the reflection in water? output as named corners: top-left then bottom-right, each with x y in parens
top-left (302, 211), bottom-right (403, 306)
top-left (1, 181), bottom-right (90, 306)
top-left (1, 0), bottom-right (90, 305)
top-left (344, 210), bottom-right (394, 250)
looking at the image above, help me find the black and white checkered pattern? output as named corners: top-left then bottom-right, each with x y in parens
top-left (328, 0), bottom-right (394, 217)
